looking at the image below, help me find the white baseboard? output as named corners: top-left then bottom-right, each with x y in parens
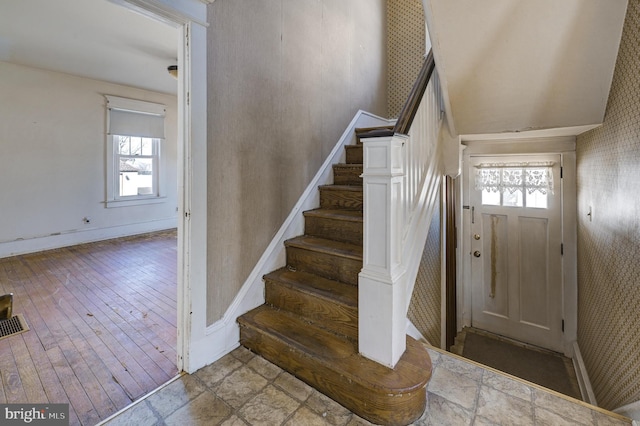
top-left (406, 319), bottom-right (431, 346)
top-left (0, 217), bottom-right (177, 259)
top-left (614, 400), bottom-right (640, 423)
top-left (572, 341), bottom-right (598, 405)
top-left (186, 111), bottom-right (394, 371)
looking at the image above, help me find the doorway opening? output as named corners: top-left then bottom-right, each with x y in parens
top-left (452, 142), bottom-right (579, 399)
top-left (0, 0), bottom-right (207, 422)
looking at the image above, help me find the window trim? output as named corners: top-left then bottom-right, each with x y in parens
top-left (105, 96), bottom-right (167, 208)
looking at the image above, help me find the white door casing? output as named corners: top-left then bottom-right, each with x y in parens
top-left (111, 0), bottom-right (209, 373)
top-left (469, 154), bottom-right (564, 352)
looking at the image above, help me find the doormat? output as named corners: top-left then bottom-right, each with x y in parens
top-left (462, 330), bottom-right (582, 400)
top-left (0, 314), bottom-right (29, 341)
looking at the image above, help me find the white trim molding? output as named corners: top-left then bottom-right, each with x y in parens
top-left (0, 218), bottom-right (177, 259)
top-left (614, 400), bottom-right (640, 424)
top-left (459, 138), bottom-right (578, 357)
top-left (406, 319), bottom-right (430, 345)
top-left (111, 0), bottom-right (209, 375)
top-left (108, 0), bottom-right (208, 27)
top-left (572, 341), bottom-right (598, 405)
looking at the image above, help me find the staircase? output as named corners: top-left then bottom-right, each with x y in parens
top-left (238, 127), bottom-right (432, 426)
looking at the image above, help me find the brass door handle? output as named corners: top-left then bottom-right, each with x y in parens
top-left (473, 251), bottom-right (481, 258)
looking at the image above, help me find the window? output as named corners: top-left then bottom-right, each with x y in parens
top-left (475, 162), bottom-right (554, 208)
top-left (116, 136), bottom-right (158, 197)
top-left (105, 96), bottom-right (166, 207)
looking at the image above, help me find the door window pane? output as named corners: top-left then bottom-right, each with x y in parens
top-left (503, 190), bottom-right (523, 207)
top-left (526, 191), bottom-right (548, 208)
top-left (482, 190), bottom-right (500, 206)
top-left (476, 162), bottom-right (553, 208)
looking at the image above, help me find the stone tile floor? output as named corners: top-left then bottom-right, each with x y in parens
top-left (99, 345), bottom-right (631, 426)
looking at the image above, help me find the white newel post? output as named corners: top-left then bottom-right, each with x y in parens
top-left (358, 134), bottom-right (408, 368)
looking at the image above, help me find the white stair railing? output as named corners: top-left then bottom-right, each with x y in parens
top-left (358, 53), bottom-right (444, 368)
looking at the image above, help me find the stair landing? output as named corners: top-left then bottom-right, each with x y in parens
top-left (239, 305), bottom-right (432, 425)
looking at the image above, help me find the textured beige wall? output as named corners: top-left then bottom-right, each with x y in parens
top-left (408, 190), bottom-right (442, 347)
top-left (576, 0), bottom-right (639, 411)
top-left (387, 0), bottom-right (426, 117)
top-left (206, 0), bottom-right (388, 324)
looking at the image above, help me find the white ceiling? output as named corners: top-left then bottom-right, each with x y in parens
top-left (0, 0), bottom-right (178, 95)
top-left (423, 0), bottom-right (628, 137)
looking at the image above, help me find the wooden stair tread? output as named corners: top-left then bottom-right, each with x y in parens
top-left (239, 306), bottom-right (431, 392)
top-left (303, 209), bottom-right (363, 222)
top-left (285, 235), bottom-right (362, 260)
top-left (333, 163), bottom-right (363, 169)
top-left (319, 184), bottom-right (362, 192)
top-left (265, 268), bottom-right (357, 308)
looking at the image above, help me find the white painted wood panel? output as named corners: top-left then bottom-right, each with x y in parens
top-left (470, 154), bottom-right (563, 352)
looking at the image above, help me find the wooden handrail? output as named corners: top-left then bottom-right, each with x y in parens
top-left (360, 49), bottom-right (435, 138)
top-left (394, 49), bottom-right (435, 135)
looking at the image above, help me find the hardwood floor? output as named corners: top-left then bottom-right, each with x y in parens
top-left (0, 230), bottom-right (178, 425)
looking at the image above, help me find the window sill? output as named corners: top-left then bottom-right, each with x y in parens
top-left (105, 196), bottom-right (167, 208)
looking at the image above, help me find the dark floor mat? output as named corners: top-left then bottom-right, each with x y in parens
top-left (462, 330), bottom-right (582, 399)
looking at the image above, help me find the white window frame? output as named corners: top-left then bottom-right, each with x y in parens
top-left (105, 95), bottom-right (167, 208)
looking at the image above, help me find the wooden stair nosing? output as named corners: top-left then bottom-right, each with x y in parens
top-left (264, 268), bottom-right (357, 308)
top-left (318, 185), bottom-right (363, 211)
top-left (319, 184), bottom-right (363, 193)
top-left (333, 164), bottom-right (364, 186)
top-left (238, 306), bottom-right (431, 425)
top-left (333, 163), bottom-right (363, 172)
top-left (264, 269), bottom-right (358, 340)
top-left (284, 236), bottom-right (362, 261)
top-left (302, 208), bottom-right (363, 223)
top-left (303, 209), bottom-right (363, 246)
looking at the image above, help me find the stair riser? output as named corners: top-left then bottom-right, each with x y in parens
top-left (239, 323), bottom-right (427, 426)
top-left (265, 280), bottom-right (357, 340)
top-left (304, 216), bottom-right (363, 246)
top-left (287, 247), bottom-right (361, 285)
top-left (345, 145), bottom-right (363, 164)
top-left (319, 189), bottom-right (362, 211)
top-left (333, 166), bottom-right (363, 186)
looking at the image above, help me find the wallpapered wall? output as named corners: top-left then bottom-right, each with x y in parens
top-left (206, 0), bottom-right (388, 324)
top-left (391, 0), bottom-right (441, 348)
top-left (575, 0), bottom-right (639, 411)
top-left (388, 0), bottom-right (426, 117)
top-left (408, 190), bottom-right (442, 347)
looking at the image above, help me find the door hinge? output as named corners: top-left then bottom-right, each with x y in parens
top-left (560, 166), bottom-right (563, 179)
top-left (562, 319), bottom-right (565, 332)
top-left (561, 243), bottom-right (564, 255)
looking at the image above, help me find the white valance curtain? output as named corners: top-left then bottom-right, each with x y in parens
top-left (475, 162), bottom-right (555, 195)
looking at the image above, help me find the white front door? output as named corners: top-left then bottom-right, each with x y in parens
top-left (469, 154), bottom-right (563, 352)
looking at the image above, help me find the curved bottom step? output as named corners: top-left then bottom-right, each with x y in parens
top-left (238, 305), bottom-right (432, 425)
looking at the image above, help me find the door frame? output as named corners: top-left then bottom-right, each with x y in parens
top-left (111, 0), bottom-right (210, 373)
top-left (458, 137), bottom-right (577, 356)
